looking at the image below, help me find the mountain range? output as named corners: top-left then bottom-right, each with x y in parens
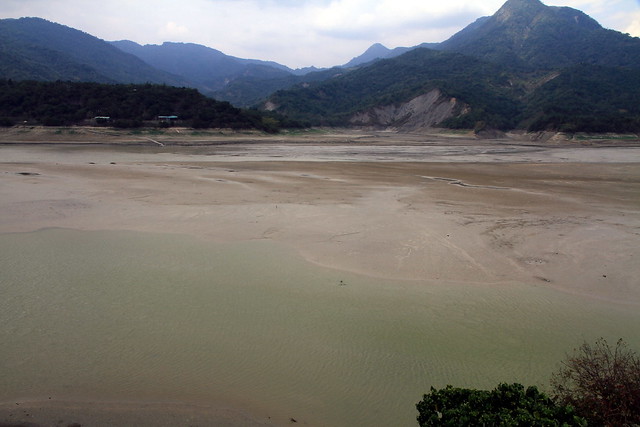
top-left (0, 17), bottom-right (185, 85)
top-left (1, 0), bottom-right (640, 133)
top-left (265, 0), bottom-right (640, 132)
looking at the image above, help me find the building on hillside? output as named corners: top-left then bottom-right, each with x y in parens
top-left (158, 115), bottom-right (178, 123)
top-left (93, 116), bottom-right (111, 124)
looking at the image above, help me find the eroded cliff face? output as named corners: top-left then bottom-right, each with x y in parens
top-left (349, 89), bottom-right (465, 131)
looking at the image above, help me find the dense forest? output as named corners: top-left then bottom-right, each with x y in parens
top-left (522, 65), bottom-right (640, 132)
top-left (0, 17), bottom-right (185, 85)
top-left (268, 49), bottom-right (523, 129)
top-left (212, 67), bottom-right (347, 108)
top-left (267, 48), bottom-right (640, 132)
top-left (438, 0), bottom-right (640, 71)
top-left (3, 0), bottom-right (640, 134)
top-left (0, 80), bottom-right (296, 132)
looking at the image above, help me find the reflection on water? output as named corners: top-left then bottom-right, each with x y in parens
top-left (1, 229), bottom-right (639, 426)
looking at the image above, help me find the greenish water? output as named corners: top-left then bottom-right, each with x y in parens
top-left (1, 228), bottom-right (639, 426)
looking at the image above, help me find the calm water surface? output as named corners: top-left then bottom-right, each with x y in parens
top-left (1, 228), bottom-right (639, 426)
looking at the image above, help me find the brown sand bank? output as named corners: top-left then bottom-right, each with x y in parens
top-left (1, 130), bottom-right (638, 303)
top-left (1, 128), bottom-right (639, 425)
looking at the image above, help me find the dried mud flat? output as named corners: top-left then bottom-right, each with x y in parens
top-left (1, 127), bottom-right (639, 426)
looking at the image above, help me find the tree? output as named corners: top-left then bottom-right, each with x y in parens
top-left (551, 338), bottom-right (640, 426)
top-left (416, 383), bottom-right (585, 426)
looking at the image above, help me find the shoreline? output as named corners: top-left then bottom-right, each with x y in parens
top-left (1, 125), bottom-right (639, 146)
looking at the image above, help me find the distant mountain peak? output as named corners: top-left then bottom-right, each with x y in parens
top-left (500, 0), bottom-right (545, 10)
top-left (343, 43), bottom-right (391, 67)
top-left (438, 0), bottom-right (623, 68)
top-left (495, 0), bottom-right (545, 22)
top-left (364, 43), bottom-right (389, 53)
top-left (493, 0), bottom-right (600, 30)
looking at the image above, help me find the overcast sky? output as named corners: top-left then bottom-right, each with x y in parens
top-left (1, 0), bottom-right (639, 68)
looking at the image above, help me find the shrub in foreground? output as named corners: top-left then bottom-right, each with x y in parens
top-left (416, 383), bottom-right (585, 426)
top-left (551, 338), bottom-right (640, 426)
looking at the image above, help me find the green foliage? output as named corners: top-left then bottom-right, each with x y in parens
top-left (440, 0), bottom-right (640, 71)
top-left (0, 79), bottom-right (294, 131)
top-left (268, 49), bottom-right (640, 133)
top-left (212, 67), bottom-right (343, 108)
top-left (522, 65), bottom-right (640, 133)
top-left (111, 41), bottom-right (295, 98)
top-left (416, 383), bottom-right (586, 426)
top-left (4, 2), bottom-right (640, 134)
top-left (551, 338), bottom-right (640, 426)
top-left (264, 0), bottom-right (640, 133)
top-left (0, 17), bottom-right (182, 85)
top-left (0, 117), bottom-right (16, 127)
top-left (269, 49), bottom-right (523, 130)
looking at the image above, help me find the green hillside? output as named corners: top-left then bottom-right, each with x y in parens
top-left (0, 80), bottom-right (292, 132)
top-left (265, 0), bottom-right (640, 133)
top-left (0, 18), bottom-right (185, 85)
top-left (110, 41), bottom-right (294, 94)
top-left (2, 0), bottom-right (640, 134)
top-left (522, 65), bottom-right (640, 132)
top-left (213, 67), bottom-right (352, 108)
top-left (268, 48), bottom-right (523, 129)
top-left (439, 0), bottom-right (640, 70)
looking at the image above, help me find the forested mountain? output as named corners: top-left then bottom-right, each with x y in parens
top-left (267, 49), bottom-right (521, 128)
top-left (110, 41), bottom-right (296, 95)
top-left (0, 18), bottom-right (185, 85)
top-left (0, 16), bottom-right (319, 104)
top-left (0, 17), bottom-right (308, 98)
top-left (347, 0), bottom-right (640, 70)
top-left (438, 0), bottom-right (640, 69)
top-left (522, 65), bottom-right (640, 132)
top-left (211, 42), bottom-right (442, 107)
top-left (264, 0), bottom-right (640, 132)
top-left (343, 43), bottom-right (395, 67)
top-left (0, 80), bottom-right (293, 132)
top-left (211, 67), bottom-right (348, 108)
top-left (342, 42), bottom-right (439, 68)
top-left (2, 0), bottom-right (639, 133)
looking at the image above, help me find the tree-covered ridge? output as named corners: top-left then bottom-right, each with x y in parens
top-left (3, 0), bottom-right (640, 133)
top-left (523, 65), bottom-right (640, 132)
top-left (264, 0), bottom-right (640, 133)
top-left (438, 0), bottom-right (640, 70)
top-left (0, 80), bottom-right (292, 131)
top-left (0, 18), bottom-right (185, 86)
top-left (268, 49), bottom-right (523, 129)
top-left (110, 41), bottom-right (294, 95)
top-left (212, 67), bottom-right (348, 108)
top-left (266, 47), bottom-right (640, 133)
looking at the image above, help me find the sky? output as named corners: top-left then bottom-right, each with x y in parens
top-left (1, 0), bottom-right (639, 69)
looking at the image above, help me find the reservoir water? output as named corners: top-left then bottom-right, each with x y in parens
top-left (1, 228), bottom-right (639, 425)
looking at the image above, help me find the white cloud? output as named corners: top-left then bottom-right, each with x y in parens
top-left (546, 0), bottom-right (638, 31)
top-left (625, 12), bottom-right (640, 36)
top-left (159, 22), bottom-right (189, 39)
top-left (312, 0), bottom-right (496, 38)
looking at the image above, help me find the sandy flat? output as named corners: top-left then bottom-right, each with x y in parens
top-left (1, 127), bottom-right (639, 425)
top-left (0, 399), bottom-right (274, 427)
